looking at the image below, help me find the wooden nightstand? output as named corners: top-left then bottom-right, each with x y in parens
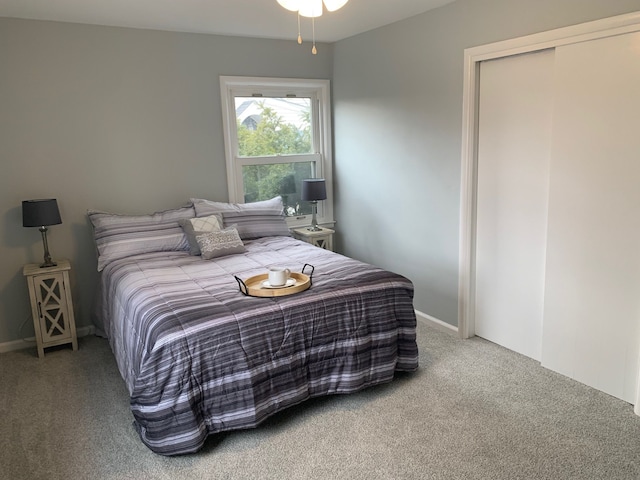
top-left (23, 259), bottom-right (78, 358)
top-left (292, 227), bottom-right (335, 251)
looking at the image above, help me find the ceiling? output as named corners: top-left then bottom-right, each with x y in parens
top-left (0, 0), bottom-right (456, 43)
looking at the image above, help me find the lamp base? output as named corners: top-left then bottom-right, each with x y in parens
top-left (39, 226), bottom-right (57, 268)
top-left (306, 201), bottom-right (322, 231)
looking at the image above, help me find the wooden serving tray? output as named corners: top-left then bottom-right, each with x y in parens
top-left (236, 264), bottom-right (314, 298)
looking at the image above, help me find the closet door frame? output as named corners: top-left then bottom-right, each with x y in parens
top-left (458, 11), bottom-right (640, 340)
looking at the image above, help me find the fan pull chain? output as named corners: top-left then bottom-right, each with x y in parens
top-left (297, 12), bottom-right (302, 44)
top-left (312, 17), bottom-right (317, 54)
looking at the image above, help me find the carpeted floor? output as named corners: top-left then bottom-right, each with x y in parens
top-left (1, 319), bottom-right (639, 480)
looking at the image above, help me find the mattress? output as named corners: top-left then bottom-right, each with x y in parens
top-left (97, 235), bottom-right (418, 455)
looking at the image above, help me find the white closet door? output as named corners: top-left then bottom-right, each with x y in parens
top-left (541, 32), bottom-right (640, 403)
top-left (475, 49), bottom-right (555, 361)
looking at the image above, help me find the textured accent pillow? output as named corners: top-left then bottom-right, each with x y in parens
top-left (196, 228), bottom-right (246, 260)
top-left (179, 213), bottom-right (223, 255)
top-left (191, 196), bottom-right (291, 240)
top-left (88, 205), bottom-right (195, 271)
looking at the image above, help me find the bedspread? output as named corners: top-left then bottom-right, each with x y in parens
top-left (97, 236), bottom-right (418, 455)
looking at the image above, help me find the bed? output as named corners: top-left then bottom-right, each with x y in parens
top-left (90, 197), bottom-right (419, 455)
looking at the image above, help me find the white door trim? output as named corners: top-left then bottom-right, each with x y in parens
top-left (458, 11), bottom-right (640, 340)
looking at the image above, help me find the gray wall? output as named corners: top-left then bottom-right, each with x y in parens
top-left (0, 18), bottom-right (332, 345)
top-left (3, 0), bottom-right (640, 347)
top-left (332, 0), bottom-right (640, 327)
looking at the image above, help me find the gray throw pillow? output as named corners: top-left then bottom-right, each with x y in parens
top-left (179, 213), bottom-right (223, 255)
top-left (196, 228), bottom-right (246, 260)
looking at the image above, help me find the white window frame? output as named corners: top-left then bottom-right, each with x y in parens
top-left (220, 76), bottom-right (334, 228)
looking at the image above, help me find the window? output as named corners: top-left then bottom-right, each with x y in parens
top-left (220, 76), bottom-right (333, 227)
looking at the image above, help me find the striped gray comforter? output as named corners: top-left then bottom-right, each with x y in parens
top-left (98, 236), bottom-right (418, 455)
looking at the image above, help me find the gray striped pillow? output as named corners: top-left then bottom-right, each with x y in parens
top-left (88, 205), bottom-right (195, 271)
top-left (191, 196), bottom-right (291, 240)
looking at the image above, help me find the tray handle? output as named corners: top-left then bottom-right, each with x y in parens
top-left (235, 275), bottom-right (249, 296)
top-left (302, 263), bottom-right (315, 286)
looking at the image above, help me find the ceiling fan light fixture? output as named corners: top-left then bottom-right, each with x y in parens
top-left (322, 0), bottom-right (349, 12)
top-left (278, 0), bottom-right (348, 16)
top-left (277, 0), bottom-right (349, 54)
top-left (277, 0), bottom-right (300, 12)
top-left (299, 0), bottom-right (323, 18)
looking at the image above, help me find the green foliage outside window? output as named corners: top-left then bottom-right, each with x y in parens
top-left (237, 103), bottom-right (311, 157)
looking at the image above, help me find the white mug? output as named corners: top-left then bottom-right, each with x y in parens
top-left (268, 267), bottom-right (291, 287)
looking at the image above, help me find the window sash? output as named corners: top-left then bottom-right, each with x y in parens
top-left (235, 153), bottom-right (321, 167)
top-left (234, 95), bottom-right (317, 157)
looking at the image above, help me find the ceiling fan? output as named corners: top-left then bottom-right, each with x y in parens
top-left (276, 0), bottom-right (350, 54)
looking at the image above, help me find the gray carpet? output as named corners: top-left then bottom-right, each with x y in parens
top-left (1, 320), bottom-right (639, 480)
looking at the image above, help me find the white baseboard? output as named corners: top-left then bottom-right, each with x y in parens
top-left (0, 325), bottom-right (96, 354)
top-left (415, 310), bottom-right (458, 335)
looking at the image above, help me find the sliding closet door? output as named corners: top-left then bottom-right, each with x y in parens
top-left (475, 50), bottom-right (555, 361)
top-left (541, 32), bottom-right (640, 403)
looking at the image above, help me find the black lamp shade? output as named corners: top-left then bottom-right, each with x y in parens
top-left (301, 179), bottom-right (327, 201)
top-left (22, 199), bottom-right (62, 227)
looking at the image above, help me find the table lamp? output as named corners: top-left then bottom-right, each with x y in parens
top-left (22, 199), bottom-right (62, 268)
top-left (301, 179), bottom-right (326, 231)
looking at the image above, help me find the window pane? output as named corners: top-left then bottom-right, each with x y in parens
top-left (242, 162), bottom-right (314, 216)
top-left (235, 97), bottom-right (312, 156)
